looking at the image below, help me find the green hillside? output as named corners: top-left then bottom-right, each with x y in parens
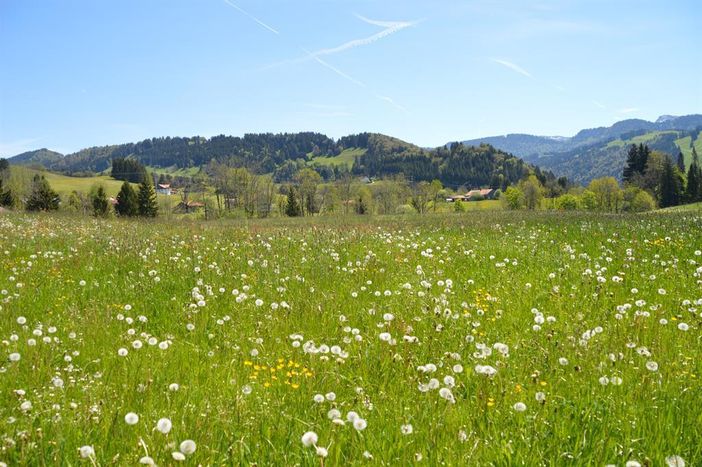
top-left (7, 166), bottom-right (136, 198)
top-left (308, 148), bottom-right (367, 168)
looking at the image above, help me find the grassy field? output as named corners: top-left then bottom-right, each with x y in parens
top-left (308, 148), bottom-right (367, 168)
top-left (0, 211), bottom-right (700, 465)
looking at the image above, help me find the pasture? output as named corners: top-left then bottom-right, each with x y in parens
top-left (0, 211), bottom-right (700, 465)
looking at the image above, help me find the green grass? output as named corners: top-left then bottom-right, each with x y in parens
top-left (143, 165), bottom-right (202, 177)
top-left (308, 148), bottom-right (367, 168)
top-left (606, 130), bottom-right (679, 149)
top-left (6, 166), bottom-right (135, 198)
top-left (659, 201), bottom-right (702, 212)
top-left (0, 211), bottom-right (700, 465)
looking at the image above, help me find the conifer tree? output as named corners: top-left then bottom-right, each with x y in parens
top-left (91, 185), bottom-right (109, 217)
top-left (25, 175), bottom-right (60, 211)
top-left (138, 177), bottom-right (159, 217)
top-left (659, 156), bottom-right (682, 208)
top-left (686, 147), bottom-right (702, 203)
top-left (115, 181), bottom-right (138, 216)
top-left (676, 151), bottom-right (686, 172)
top-left (285, 186), bottom-right (301, 217)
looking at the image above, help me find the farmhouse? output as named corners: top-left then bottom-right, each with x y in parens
top-left (156, 184), bottom-right (172, 195)
top-left (447, 188), bottom-right (498, 202)
top-left (466, 188), bottom-right (497, 200)
top-left (173, 200), bottom-right (205, 213)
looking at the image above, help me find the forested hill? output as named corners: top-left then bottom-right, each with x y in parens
top-left (9, 132), bottom-right (554, 189)
top-left (458, 114), bottom-right (702, 184)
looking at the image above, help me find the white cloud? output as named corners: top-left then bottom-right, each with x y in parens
top-left (618, 107), bottom-right (640, 114)
top-left (490, 58), bottom-right (533, 78)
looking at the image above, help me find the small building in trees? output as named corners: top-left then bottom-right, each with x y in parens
top-left (173, 200), bottom-right (205, 214)
top-left (156, 184), bottom-right (172, 195)
top-left (466, 188), bottom-right (497, 201)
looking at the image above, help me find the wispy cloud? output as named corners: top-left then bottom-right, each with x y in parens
top-left (222, 0), bottom-right (279, 35)
top-left (306, 15), bottom-right (416, 58)
top-left (301, 48), bottom-right (366, 87)
top-left (490, 58), bottom-right (533, 78)
top-left (592, 100), bottom-right (607, 109)
top-left (264, 15), bottom-right (417, 70)
top-left (376, 95), bottom-right (408, 113)
top-left (618, 107), bottom-right (640, 114)
top-left (224, 3), bottom-right (410, 113)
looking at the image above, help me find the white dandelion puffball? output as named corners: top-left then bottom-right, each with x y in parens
top-left (157, 418), bottom-right (173, 434)
top-left (353, 418), bottom-right (368, 431)
top-left (20, 401), bottom-right (32, 411)
top-left (513, 402), bottom-right (527, 412)
top-left (117, 348), bottom-right (128, 357)
top-left (124, 412), bottom-right (139, 425)
top-left (645, 361), bottom-right (659, 372)
top-left (139, 456), bottom-right (155, 465)
top-left (8, 353), bottom-right (20, 362)
top-left (401, 424), bottom-right (413, 435)
top-left (346, 411), bottom-right (359, 422)
top-left (79, 445), bottom-right (95, 458)
top-left (316, 446), bottom-right (328, 458)
top-left (313, 394), bottom-right (325, 403)
top-left (172, 452), bottom-right (186, 461)
top-left (179, 439), bottom-right (197, 455)
top-left (535, 392), bottom-right (546, 402)
top-left (169, 383), bottom-right (180, 391)
top-left (301, 431), bottom-right (318, 447)
top-left (665, 455), bottom-right (686, 467)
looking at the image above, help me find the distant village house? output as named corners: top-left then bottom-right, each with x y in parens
top-left (446, 188), bottom-right (498, 202)
top-left (156, 184), bottom-right (172, 195)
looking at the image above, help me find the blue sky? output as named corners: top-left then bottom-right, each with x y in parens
top-left (1, 0), bottom-right (700, 156)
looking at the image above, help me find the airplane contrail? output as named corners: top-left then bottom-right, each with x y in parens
top-left (222, 0), bottom-right (280, 35)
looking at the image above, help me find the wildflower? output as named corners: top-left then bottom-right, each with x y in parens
top-left (353, 418), bottom-right (367, 431)
top-left (179, 440), bottom-right (196, 455)
top-left (20, 401), bottom-right (32, 411)
top-left (139, 456), bottom-right (155, 465)
top-left (79, 445), bottom-right (95, 458)
top-left (313, 394), bottom-right (324, 403)
top-left (124, 412), bottom-right (139, 425)
top-left (513, 402), bottom-right (527, 412)
top-left (117, 348), bottom-right (128, 357)
top-left (301, 431), bottom-right (318, 447)
top-left (172, 452), bottom-right (186, 461)
top-left (535, 392), bottom-right (546, 402)
top-left (401, 424), bottom-right (413, 435)
top-left (325, 392), bottom-right (336, 401)
top-left (316, 446), bottom-right (328, 457)
top-left (646, 361), bottom-right (659, 372)
top-left (678, 323), bottom-right (689, 331)
top-left (439, 387), bottom-right (455, 403)
top-left (8, 353), bottom-right (20, 362)
top-left (665, 455), bottom-right (686, 467)
top-left (169, 383), bottom-right (180, 391)
top-left (157, 418), bottom-right (172, 434)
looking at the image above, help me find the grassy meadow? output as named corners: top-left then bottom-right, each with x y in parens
top-left (0, 211), bottom-right (700, 465)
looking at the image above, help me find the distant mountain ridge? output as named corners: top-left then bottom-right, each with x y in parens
top-left (8, 148), bottom-right (64, 167)
top-left (458, 114), bottom-right (702, 183)
top-left (6, 132), bottom-right (548, 190)
top-left (7, 114), bottom-right (701, 186)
